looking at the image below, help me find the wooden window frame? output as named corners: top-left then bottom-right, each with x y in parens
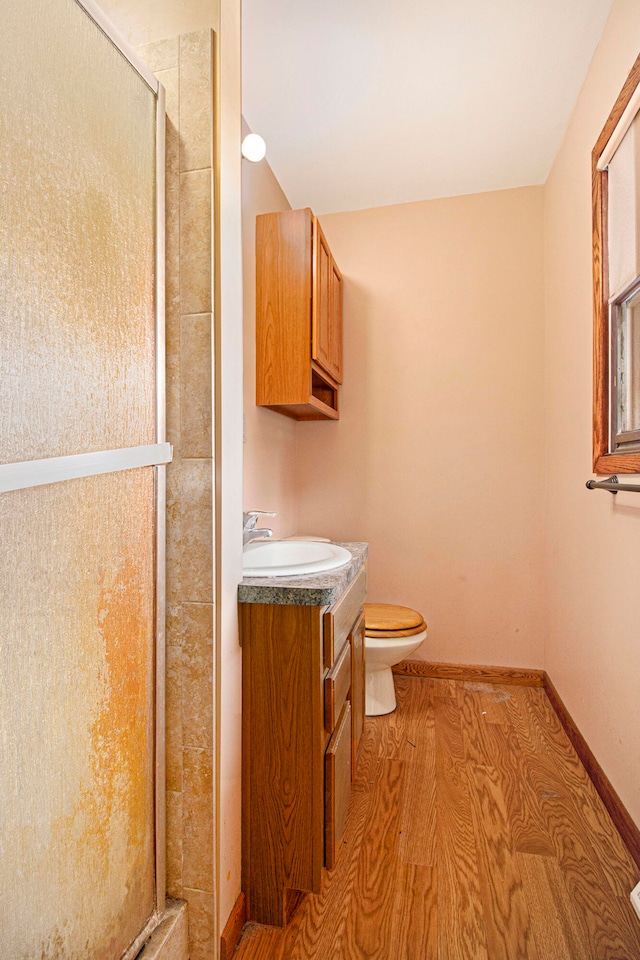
top-left (592, 53), bottom-right (640, 474)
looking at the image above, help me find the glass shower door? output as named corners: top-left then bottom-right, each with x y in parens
top-left (0, 1), bottom-right (167, 957)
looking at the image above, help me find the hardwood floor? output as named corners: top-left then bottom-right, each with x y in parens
top-left (232, 677), bottom-right (640, 959)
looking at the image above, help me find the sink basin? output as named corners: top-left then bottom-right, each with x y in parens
top-left (242, 539), bottom-right (352, 578)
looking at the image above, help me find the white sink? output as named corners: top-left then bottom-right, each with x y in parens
top-left (242, 539), bottom-right (352, 578)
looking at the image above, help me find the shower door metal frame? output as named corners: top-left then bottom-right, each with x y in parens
top-left (0, 1), bottom-right (169, 954)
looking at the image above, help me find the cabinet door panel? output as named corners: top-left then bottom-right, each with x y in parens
top-left (312, 219), bottom-right (342, 384)
top-left (324, 701), bottom-right (352, 870)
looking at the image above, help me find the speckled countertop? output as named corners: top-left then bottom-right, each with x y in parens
top-left (238, 541), bottom-right (368, 606)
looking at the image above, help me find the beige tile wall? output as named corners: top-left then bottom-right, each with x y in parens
top-left (138, 30), bottom-right (215, 960)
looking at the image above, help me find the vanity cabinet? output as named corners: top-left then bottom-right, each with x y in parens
top-left (256, 207), bottom-right (343, 420)
top-left (240, 565), bottom-right (366, 926)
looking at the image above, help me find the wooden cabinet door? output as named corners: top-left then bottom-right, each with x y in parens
top-left (350, 611), bottom-right (365, 772)
top-left (324, 701), bottom-right (352, 870)
top-left (312, 219), bottom-right (343, 384)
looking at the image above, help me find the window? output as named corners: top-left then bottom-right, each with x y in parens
top-left (611, 282), bottom-right (640, 452)
top-left (592, 54), bottom-right (640, 473)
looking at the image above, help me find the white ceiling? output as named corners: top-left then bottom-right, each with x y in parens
top-left (242, 0), bottom-right (614, 215)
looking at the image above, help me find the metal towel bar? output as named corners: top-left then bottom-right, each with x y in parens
top-left (585, 475), bottom-right (640, 494)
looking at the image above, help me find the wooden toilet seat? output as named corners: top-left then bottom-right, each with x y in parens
top-left (364, 603), bottom-right (427, 638)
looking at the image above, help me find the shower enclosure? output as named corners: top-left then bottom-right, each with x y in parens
top-left (0, 1), bottom-right (168, 957)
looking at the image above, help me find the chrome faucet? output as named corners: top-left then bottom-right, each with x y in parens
top-left (243, 510), bottom-right (276, 544)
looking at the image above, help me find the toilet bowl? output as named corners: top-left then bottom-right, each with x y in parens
top-left (364, 603), bottom-right (427, 716)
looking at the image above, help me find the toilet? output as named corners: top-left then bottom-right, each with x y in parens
top-left (364, 603), bottom-right (427, 716)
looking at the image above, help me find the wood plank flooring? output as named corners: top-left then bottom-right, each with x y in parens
top-left (232, 677), bottom-right (640, 959)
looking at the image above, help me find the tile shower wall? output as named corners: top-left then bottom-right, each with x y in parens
top-left (139, 32), bottom-right (215, 960)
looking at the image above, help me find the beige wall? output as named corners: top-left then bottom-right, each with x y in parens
top-left (544, 0), bottom-right (640, 826)
top-left (215, 0), bottom-right (245, 941)
top-left (297, 189), bottom-right (547, 669)
top-left (241, 133), bottom-right (299, 535)
top-left (243, 183), bottom-right (547, 672)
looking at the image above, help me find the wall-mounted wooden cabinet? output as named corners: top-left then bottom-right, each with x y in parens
top-left (256, 208), bottom-right (343, 420)
top-left (240, 566), bottom-right (366, 927)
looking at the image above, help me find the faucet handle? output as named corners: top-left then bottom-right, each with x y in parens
top-left (243, 510), bottom-right (276, 531)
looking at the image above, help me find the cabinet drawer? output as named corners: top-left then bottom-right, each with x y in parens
top-left (323, 565), bottom-right (367, 668)
top-left (324, 637), bottom-right (351, 732)
top-left (325, 700), bottom-right (351, 870)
